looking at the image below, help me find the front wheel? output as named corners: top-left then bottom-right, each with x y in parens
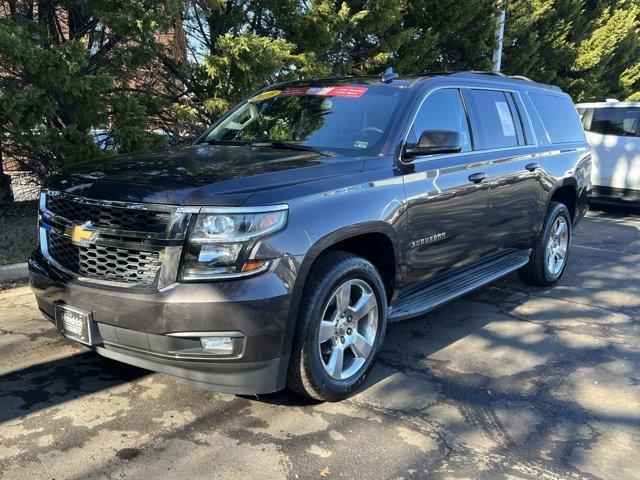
top-left (519, 201), bottom-right (572, 286)
top-left (287, 251), bottom-right (387, 401)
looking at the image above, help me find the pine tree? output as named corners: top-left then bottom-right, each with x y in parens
top-left (503, 0), bottom-right (640, 101)
top-left (0, 1), bottom-right (180, 180)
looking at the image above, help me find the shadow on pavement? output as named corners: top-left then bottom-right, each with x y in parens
top-left (0, 351), bottom-right (149, 424)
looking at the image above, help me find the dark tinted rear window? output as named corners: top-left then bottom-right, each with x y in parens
top-left (467, 90), bottom-right (519, 149)
top-left (529, 93), bottom-right (585, 144)
top-left (588, 107), bottom-right (640, 137)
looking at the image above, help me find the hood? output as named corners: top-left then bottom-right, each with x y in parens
top-left (47, 144), bottom-right (365, 206)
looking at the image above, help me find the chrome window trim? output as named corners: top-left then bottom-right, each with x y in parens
top-left (398, 83), bottom-right (540, 166)
top-left (394, 144), bottom-right (587, 167)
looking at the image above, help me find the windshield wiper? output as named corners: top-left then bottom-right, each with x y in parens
top-left (250, 141), bottom-right (334, 157)
top-left (206, 140), bottom-right (250, 146)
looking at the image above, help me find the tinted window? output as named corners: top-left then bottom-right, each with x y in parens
top-left (409, 89), bottom-right (472, 152)
top-left (204, 84), bottom-right (407, 155)
top-left (529, 93), bottom-right (585, 144)
top-left (467, 90), bottom-right (519, 149)
top-left (589, 107), bottom-right (640, 137)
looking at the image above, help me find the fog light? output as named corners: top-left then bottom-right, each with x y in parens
top-left (200, 336), bottom-right (233, 354)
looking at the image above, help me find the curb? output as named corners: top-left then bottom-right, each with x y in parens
top-left (0, 262), bottom-right (28, 282)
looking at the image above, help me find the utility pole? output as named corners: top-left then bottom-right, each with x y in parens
top-left (492, 2), bottom-right (506, 72)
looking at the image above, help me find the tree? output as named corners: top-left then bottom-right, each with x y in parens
top-left (396, 0), bottom-right (497, 73)
top-left (1, 0), bottom-right (639, 194)
top-left (503, 0), bottom-right (640, 101)
top-left (0, 1), bottom-right (181, 181)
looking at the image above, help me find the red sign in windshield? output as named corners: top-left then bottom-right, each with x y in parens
top-left (281, 86), bottom-right (368, 98)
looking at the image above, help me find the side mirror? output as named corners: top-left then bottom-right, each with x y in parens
top-left (404, 130), bottom-right (463, 158)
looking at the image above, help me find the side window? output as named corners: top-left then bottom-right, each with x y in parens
top-left (408, 89), bottom-right (472, 152)
top-left (529, 92), bottom-right (586, 143)
top-left (588, 107), bottom-right (640, 137)
top-left (466, 90), bottom-right (520, 149)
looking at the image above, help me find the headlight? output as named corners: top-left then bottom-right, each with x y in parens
top-left (180, 205), bottom-right (288, 281)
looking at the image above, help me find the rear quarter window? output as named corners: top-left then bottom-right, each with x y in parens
top-left (529, 92), bottom-right (586, 144)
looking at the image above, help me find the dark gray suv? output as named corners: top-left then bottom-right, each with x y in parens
top-left (29, 71), bottom-right (591, 400)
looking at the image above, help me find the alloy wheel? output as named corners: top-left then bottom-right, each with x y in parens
top-left (317, 279), bottom-right (378, 380)
top-left (545, 216), bottom-right (569, 276)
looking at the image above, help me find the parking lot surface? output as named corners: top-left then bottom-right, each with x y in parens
top-left (1, 207), bottom-right (639, 479)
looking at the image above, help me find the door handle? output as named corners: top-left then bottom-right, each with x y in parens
top-left (525, 162), bottom-right (541, 172)
top-left (468, 172), bottom-right (488, 184)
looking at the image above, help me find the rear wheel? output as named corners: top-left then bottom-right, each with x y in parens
top-left (287, 251), bottom-right (387, 401)
top-left (520, 201), bottom-right (572, 286)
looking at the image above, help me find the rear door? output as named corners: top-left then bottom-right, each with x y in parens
top-left (402, 88), bottom-right (490, 285)
top-left (465, 88), bottom-right (546, 253)
top-left (584, 106), bottom-right (640, 193)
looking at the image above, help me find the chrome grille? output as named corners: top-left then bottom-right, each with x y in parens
top-left (47, 195), bottom-right (171, 233)
top-left (47, 230), bottom-right (162, 285)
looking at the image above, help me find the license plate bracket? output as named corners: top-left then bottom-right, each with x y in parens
top-left (54, 303), bottom-right (95, 346)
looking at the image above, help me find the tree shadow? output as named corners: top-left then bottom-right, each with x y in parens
top-left (2, 211), bottom-right (638, 478)
top-left (0, 351), bottom-right (149, 424)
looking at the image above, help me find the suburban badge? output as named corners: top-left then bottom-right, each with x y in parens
top-left (411, 232), bottom-right (446, 248)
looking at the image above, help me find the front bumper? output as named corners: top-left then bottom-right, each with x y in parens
top-left (29, 249), bottom-right (303, 394)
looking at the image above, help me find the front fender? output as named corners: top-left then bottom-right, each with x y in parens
top-left (248, 166), bottom-right (406, 358)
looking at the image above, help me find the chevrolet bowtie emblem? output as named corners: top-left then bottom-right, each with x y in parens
top-left (68, 223), bottom-right (96, 245)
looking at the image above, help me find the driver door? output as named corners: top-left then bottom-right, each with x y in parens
top-left (402, 88), bottom-right (490, 285)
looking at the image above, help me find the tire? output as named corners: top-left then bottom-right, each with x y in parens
top-left (519, 201), bottom-right (572, 286)
top-left (287, 251), bottom-right (388, 401)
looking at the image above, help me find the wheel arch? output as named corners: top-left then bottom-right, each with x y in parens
top-left (282, 222), bottom-right (401, 358)
top-left (549, 180), bottom-right (578, 221)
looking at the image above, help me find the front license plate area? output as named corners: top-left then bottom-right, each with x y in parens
top-left (54, 304), bottom-right (95, 346)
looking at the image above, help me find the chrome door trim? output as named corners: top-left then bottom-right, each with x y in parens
top-left (398, 83), bottom-right (543, 166)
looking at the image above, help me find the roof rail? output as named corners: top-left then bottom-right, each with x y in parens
top-left (407, 70), bottom-right (561, 91)
top-left (509, 75), bottom-right (535, 82)
top-left (453, 71), bottom-right (537, 82)
top-left (462, 70), bottom-right (508, 77)
top-left (414, 71), bottom-right (454, 77)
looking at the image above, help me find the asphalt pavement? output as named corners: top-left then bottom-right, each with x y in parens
top-left (1, 206), bottom-right (639, 479)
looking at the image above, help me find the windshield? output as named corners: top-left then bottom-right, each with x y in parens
top-left (203, 84), bottom-right (407, 155)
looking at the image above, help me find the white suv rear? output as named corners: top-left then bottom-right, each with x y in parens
top-left (576, 100), bottom-right (640, 203)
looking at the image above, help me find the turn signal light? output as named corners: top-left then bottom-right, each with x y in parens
top-left (241, 260), bottom-right (269, 272)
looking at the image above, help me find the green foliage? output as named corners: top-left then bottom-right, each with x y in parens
top-left (111, 95), bottom-right (167, 154)
top-left (503, 0), bottom-right (640, 101)
top-left (0, 1), bottom-right (178, 179)
top-left (203, 33), bottom-right (304, 108)
top-left (0, 0), bottom-right (639, 184)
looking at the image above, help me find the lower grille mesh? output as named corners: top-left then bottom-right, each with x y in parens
top-left (47, 231), bottom-right (161, 285)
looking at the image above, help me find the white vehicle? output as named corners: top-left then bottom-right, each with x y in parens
top-left (576, 100), bottom-right (640, 203)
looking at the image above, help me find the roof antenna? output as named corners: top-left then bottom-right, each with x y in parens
top-left (381, 67), bottom-right (399, 84)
